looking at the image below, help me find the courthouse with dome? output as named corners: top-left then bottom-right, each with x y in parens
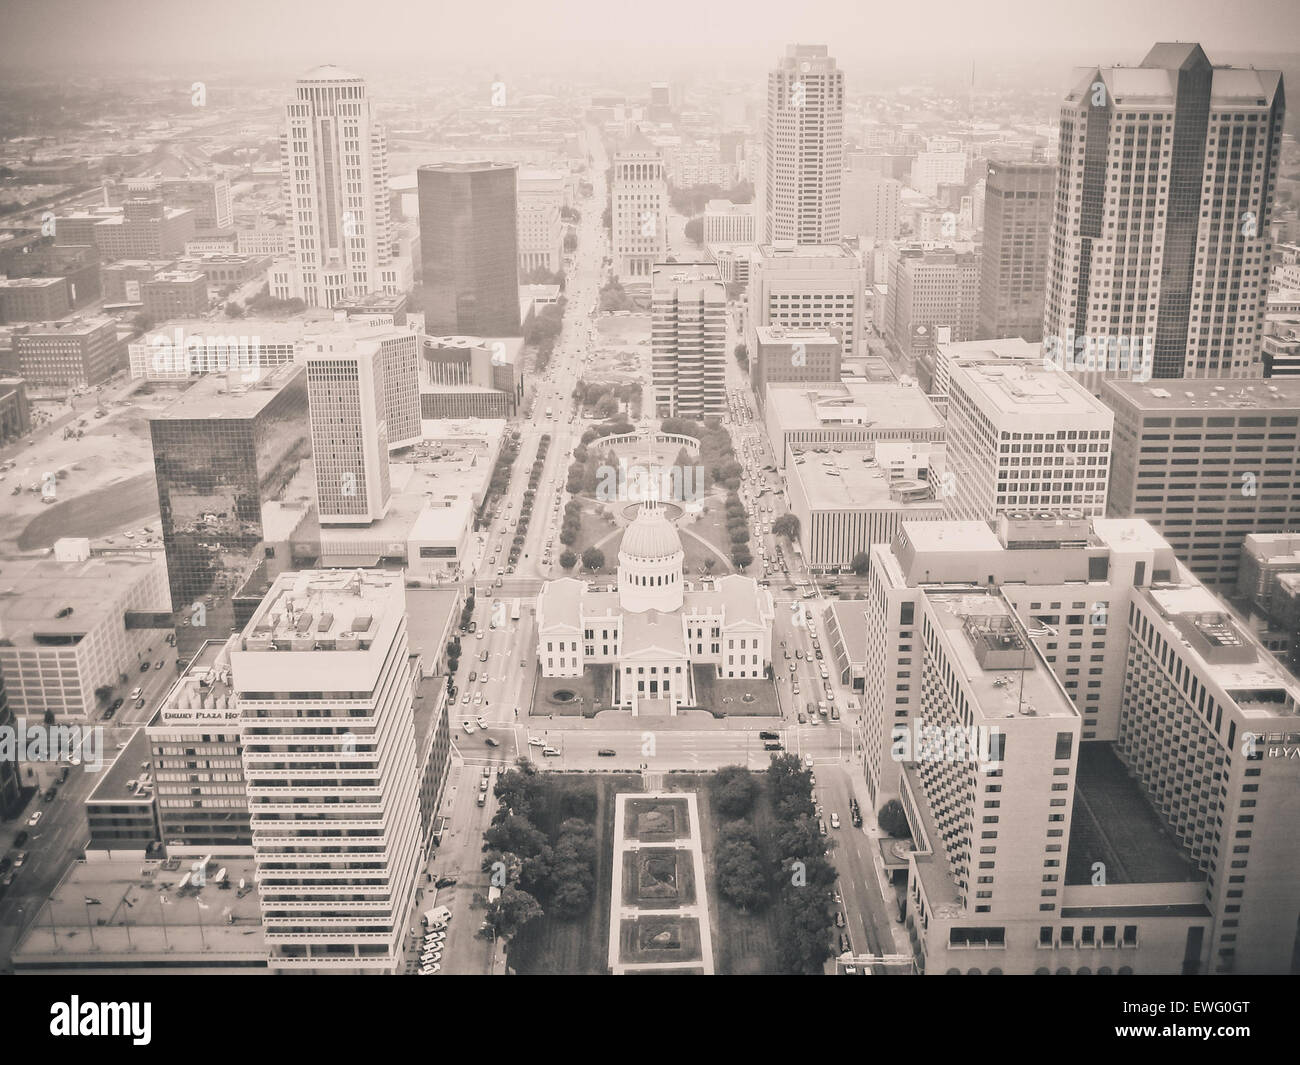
top-left (536, 498), bottom-right (775, 713)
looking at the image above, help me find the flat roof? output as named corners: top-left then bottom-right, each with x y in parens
top-left (242, 568), bottom-right (404, 651)
top-left (1102, 378), bottom-right (1300, 412)
top-left (13, 856), bottom-right (265, 963)
top-left (0, 554), bottom-right (166, 649)
top-left (158, 637), bottom-right (239, 724)
top-left (765, 380), bottom-right (944, 433)
top-left (927, 591), bottom-right (1077, 719)
top-left (949, 361), bottom-right (1112, 420)
top-left (87, 724), bottom-right (155, 804)
top-left (1065, 743), bottom-right (1205, 885)
top-left (900, 520), bottom-right (1002, 554)
top-left (152, 361), bottom-right (302, 419)
top-left (788, 448), bottom-right (942, 511)
top-left (755, 326), bottom-right (839, 346)
top-left (0, 276), bottom-right (65, 289)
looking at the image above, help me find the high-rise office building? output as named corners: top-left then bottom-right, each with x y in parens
top-left (883, 244), bottom-right (981, 356)
top-left (1103, 377), bottom-right (1300, 590)
top-left (909, 147), bottom-right (968, 199)
top-left (944, 358), bottom-right (1113, 521)
top-left (752, 325), bottom-right (841, 404)
top-left (842, 171), bottom-right (900, 241)
top-left (306, 338), bottom-right (392, 525)
top-left (232, 569), bottom-right (422, 973)
top-left (866, 513), bottom-right (1300, 974)
top-left (747, 241), bottom-right (865, 359)
top-left (760, 45), bottom-right (844, 245)
top-left (611, 129), bottom-right (667, 281)
top-left (516, 169), bottom-right (565, 274)
top-left (651, 263), bottom-right (726, 419)
top-left (978, 161), bottom-right (1055, 342)
top-left (274, 66), bottom-right (401, 308)
top-left (149, 363), bottom-right (313, 612)
top-left (1043, 43), bottom-right (1285, 393)
top-left (418, 161), bottom-right (521, 335)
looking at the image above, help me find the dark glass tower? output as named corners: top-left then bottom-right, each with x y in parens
top-left (149, 365), bottom-right (315, 620)
top-left (978, 160), bottom-right (1055, 342)
top-left (417, 162), bottom-right (521, 336)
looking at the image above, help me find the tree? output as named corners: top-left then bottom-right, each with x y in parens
top-left (714, 766), bottom-right (758, 818)
top-left (772, 514), bottom-right (800, 541)
top-left (581, 546), bottom-right (606, 571)
top-left (733, 344), bottom-right (749, 371)
top-left (225, 301), bottom-right (243, 318)
top-left (878, 798), bottom-right (910, 839)
top-left (476, 884), bottom-right (543, 942)
top-left (482, 813), bottom-right (549, 859)
top-left (563, 231), bottom-right (578, 252)
top-left (683, 216), bottom-right (704, 244)
top-left (715, 822), bottom-right (766, 910)
top-left (559, 549), bottom-right (577, 570)
top-left (731, 545), bottom-right (752, 569)
top-left (94, 684), bottom-right (114, 705)
top-left (849, 551), bottom-right (870, 577)
top-left (703, 557), bottom-right (716, 573)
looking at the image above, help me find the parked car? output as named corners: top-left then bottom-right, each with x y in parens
top-left (835, 910), bottom-right (845, 928)
top-left (13, 831), bottom-right (27, 847)
top-left (597, 748), bottom-right (616, 757)
top-left (462, 721), bottom-right (476, 735)
top-left (434, 876), bottom-right (458, 889)
top-left (484, 737), bottom-right (501, 748)
top-left (527, 737), bottom-right (545, 747)
top-left (541, 746), bottom-right (560, 757)
top-left (830, 812), bottom-right (841, 829)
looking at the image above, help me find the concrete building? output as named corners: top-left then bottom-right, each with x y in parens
top-left (231, 569), bottom-right (422, 973)
top-left (927, 336), bottom-right (1044, 401)
top-left (517, 169), bottom-right (565, 274)
top-left (1235, 533), bottom-right (1300, 664)
top-left (747, 241), bottom-right (865, 360)
top-left (651, 262), bottom-right (726, 419)
top-left (159, 176), bottom-right (233, 230)
top-left (94, 198), bottom-right (196, 259)
top-left (140, 270), bottom-right (209, 322)
top-left (101, 259), bottom-right (176, 304)
top-left (0, 276), bottom-right (72, 322)
top-left (611, 129), bottom-right (668, 281)
top-left (85, 727), bottom-right (160, 850)
top-left (147, 637), bottom-right (250, 851)
top-left (944, 359), bottom-right (1113, 521)
top-left (274, 66), bottom-right (402, 308)
top-left (306, 337), bottom-right (392, 525)
top-left (760, 44), bottom-right (844, 245)
top-left (1103, 377), bottom-right (1300, 590)
top-left (842, 171), bottom-right (901, 241)
top-left (0, 553), bottom-right (169, 720)
top-left (752, 325), bottom-right (841, 406)
top-left (864, 514), bottom-right (1300, 974)
top-left (909, 148), bottom-right (968, 198)
top-left (1043, 43), bottom-right (1285, 391)
top-left (536, 500), bottom-right (774, 711)
top-left (978, 161), bottom-right (1054, 343)
top-left (883, 243), bottom-right (981, 357)
top-left (1262, 326), bottom-right (1300, 378)
top-left (237, 227), bottom-right (291, 258)
top-left (14, 316), bottom-right (120, 388)
top-left (703, 199), bottom-right (756, 245)
top-left (785, 441), bottom-right (944, 571)
top-left (419, 334), bottom-right (523, 419)
top-left (418, 161), bottom-right (522, 335)
top-left (0, 376), bottom-right (30, 442)
top-left (763, 378), bottom-right (944, 468)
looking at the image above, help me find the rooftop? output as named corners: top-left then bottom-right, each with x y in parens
top-left (765, 380), bottom-right (944, 433)
top-left (158, 637), bottom-right (239, 724)
top-left (240, 568), bottom-right (404, 653)
top-left (86, 724), bottom-right (155, 805)
top-left (927, 591), bottom-right (1077, 720)
top-left (949, 360), bottom-right (1113, 420)
top-left (1102, 378), bottom-right (1300, 412)
top-left (152, 361), bottom-right (302, 420)
top-left (788, 446), bottom-right (942, 511)
top-left (12, 855), bottom-right (265, 965)
top-left (1065, 743), bottom-right (1204, 885)
top-left (0, 554), bottom-right (166, 650)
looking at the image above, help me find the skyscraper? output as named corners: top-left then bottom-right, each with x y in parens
top-left (978, 161), bottom-right (1055, 342)
top-left (274, 66), bottom-right (401, 308)
top-left (944, 358), bottom-right (1113, 521)
top-left (1043, 43), bottom-right (1285, 392)
top-left (149, 363), bottom-right (313, 613)
top-left (306, 338), bottom-right (391, 525)
top-left (417, 161), bottom-right (521, 335)
top-left (651, 263), bottom-right (726, 419)
top-left (232, 569), bottom-right (422, 973)
top-left (760, 45), bottom-right (844, 245)
top-left (610, 129), bottom-right (667, 281)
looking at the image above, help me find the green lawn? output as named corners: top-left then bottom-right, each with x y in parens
top-left (666, 772), bottom-right (784, 975)
top-left (505, 773), bottom-right (642, 975)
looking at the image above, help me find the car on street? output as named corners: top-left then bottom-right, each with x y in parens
top-left (140, 661), bottom-right (150, 672)
top-left (804, 755), bottom-right (814, 769)
top-left (484, 737), bottom-right (501, 747)
top-left (434, 876), bottom-right (458, 889)
top-left (130, 686), bottom-right (142, 700)
top-left (461, 693), bottom-right (470, 705)
top-left (527, 737), bottom-right (545, 747)
top-left (597, 748), bottom-right (616, 757)
top-left (819, 819), bottom-right (828, 836)
top-left (541, 746), bottom-right (560, 757)
top-left (468, 671), bottom-right (477, 682)
top-left (462, 720), bottom-right (476, 735)
top-left (839, 933), bottom-right (852, 955)
top-left (13, 852), bottom-right (27, 867)
top-left (475, 715), bottom-right (488, 730)
top-left (830, 812), bottom-right (840, 829)
top-left (27, 811), bottom-right (42, 827)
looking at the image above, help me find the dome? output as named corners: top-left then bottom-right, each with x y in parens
top-left (619, 501), bottom-right (682, 561)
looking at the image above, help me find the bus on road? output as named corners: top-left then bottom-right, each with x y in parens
top-left (511, 598), bottom-right (521, 622)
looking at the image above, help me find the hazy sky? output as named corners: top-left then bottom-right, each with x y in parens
top-left (2, 0), bottom-right (1297, 77)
